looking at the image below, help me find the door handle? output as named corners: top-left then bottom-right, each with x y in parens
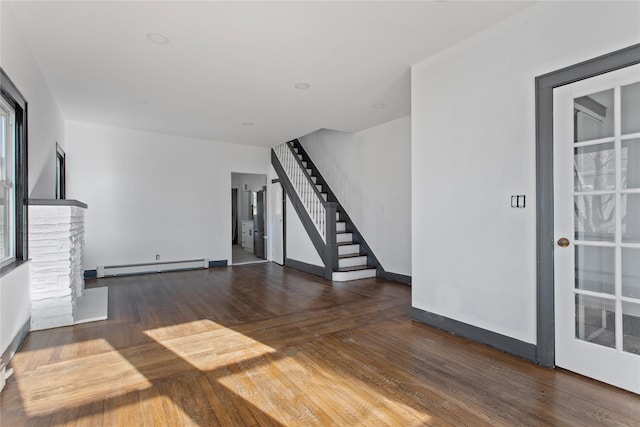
top-left (557, 237), bottom-right (570, 247)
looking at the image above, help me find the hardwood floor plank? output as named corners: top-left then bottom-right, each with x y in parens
top-left (1, 264), bottom-right (638, 426)
top-left (198, 372), bottom-right (252, 427)
top-left (156, 373), bottom-right (220, 427)
top-left (362, 319), bottom-right (640, 426)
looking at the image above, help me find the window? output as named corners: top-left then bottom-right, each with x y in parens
top-left (0, 97), bottom-right (16, 266)
top-left (0, 68), bottom-right (28, 271)
top-left (56, 143), bottom-right (65, 199)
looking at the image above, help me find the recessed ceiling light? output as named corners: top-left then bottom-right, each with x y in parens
top-left (134, 98), bottom-right (149, 104)
top-left (146, 32), bottom-right (170, 45)
top-left (372, 103), bottom-right (386, 109)
top-left (242, 122), bottom-right (254, 127)
top-left (294, 82), bottom-right (310, 90)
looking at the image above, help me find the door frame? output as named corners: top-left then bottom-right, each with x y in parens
top-left (535, 43), bottom-right (640, 367)
top-left (270, 178), bottom-right (286, 265)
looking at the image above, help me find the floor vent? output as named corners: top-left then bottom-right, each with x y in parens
top-left (97, 259), bottom-right (209, 278)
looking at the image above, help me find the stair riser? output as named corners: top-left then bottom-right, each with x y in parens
top-left (337, 222), bottom-right (346, 232)
top-left (338, 256), bottom-right (367, 268)
top-left (336, 233), bottom-right (353, 243)
top-left (338, 244), bottom-right (359, 256)
top-left (332, 269), bottom-right (376, 282)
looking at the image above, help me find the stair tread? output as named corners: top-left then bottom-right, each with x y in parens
top-left (336, 231), bottom-right (351, 235)
top-left (334, 266), bottom-right (376, 272)
top-left (337, 242), bottom-right (358, 246)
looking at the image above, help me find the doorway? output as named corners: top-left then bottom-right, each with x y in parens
top-left (536, 43), bottom-right (640, 393)
top-left (270, 180), bottom-right (285, 265)
top-left (231, 173), bottom-right (268, 265)
top-left (553, 63), bottom-right (640, 393)
top-left (231, 188), bottom-right (238, 245)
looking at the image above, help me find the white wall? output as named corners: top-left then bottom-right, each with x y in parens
top-left (1, 4), bottom-right (65, 199)
top-left (299, 116), bottom-right (411, 276)
top-left (285, 198), bottom-right (324, 267)
top-left (411, 1), bottom-right (640, 344)
top-left (1, 5), bottom-right (65, 357)
top-left (0, 263), bottom-right (30, 358)
top-left (65, 122), bottom-right (270, 269)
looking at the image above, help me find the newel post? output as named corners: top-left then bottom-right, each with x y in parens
top-left (324, 202), bottom-right (338, 280)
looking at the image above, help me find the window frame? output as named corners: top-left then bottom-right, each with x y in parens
top-left (0, 96), bottom-right (16, 267)
top-left (55, 142), bottom-right (65, 200)
top-left (0, 67), bottom-right (28, 275)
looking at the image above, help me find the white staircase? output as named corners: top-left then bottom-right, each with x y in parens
top-left (288, 144), bottom-right (377, 282)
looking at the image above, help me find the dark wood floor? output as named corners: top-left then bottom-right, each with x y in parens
top-left (1, 264), bottom-right (639, 426)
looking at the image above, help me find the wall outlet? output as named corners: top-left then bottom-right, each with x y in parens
top-left (155, 254), bottom-right (160, 261)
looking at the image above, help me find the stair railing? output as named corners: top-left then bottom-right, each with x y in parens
top-left (273, 141), bottom-right (338, 278)
top-left (274, 142), bottom-right (329, 241)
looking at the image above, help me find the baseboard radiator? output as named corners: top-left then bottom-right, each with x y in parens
top-left (96, 259), bottom-right (210, 278)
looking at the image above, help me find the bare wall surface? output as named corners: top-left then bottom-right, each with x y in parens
top-left (1, 4), bottom-right (65, 199)
top-left (65, 122), bottom-right (270, 269)
top-left (0, 263), bottom-right (30, 357)
top-left (411, 1), bottom-right (640, 344)
top-left (299, 116), bottom-right (411, 277)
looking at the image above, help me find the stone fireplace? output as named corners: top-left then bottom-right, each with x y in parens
top-left (28, 200), bottom-right (106, 330)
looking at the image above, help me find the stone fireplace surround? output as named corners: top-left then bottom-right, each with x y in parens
top-left (28, 199), bottom-right (107, 331)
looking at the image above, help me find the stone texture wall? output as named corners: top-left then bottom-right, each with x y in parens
top-left (28, 205), bottom-right (85, 330)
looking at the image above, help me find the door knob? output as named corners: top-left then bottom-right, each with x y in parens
top-left (557, 237), bottom-right (570, 247)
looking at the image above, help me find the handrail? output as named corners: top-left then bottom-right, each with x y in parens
top-left (274, 142), bottom-right (328, 242)
top-left (271, 150), bottom-right (328, 265)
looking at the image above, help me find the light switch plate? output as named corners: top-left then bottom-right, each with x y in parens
top-left (511, 195), bottom-right (526, 208)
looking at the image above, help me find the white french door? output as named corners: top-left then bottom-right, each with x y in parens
top-left (554, 63), bottom-right (640, 393)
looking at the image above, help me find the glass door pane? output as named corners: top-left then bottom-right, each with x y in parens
top-left (555, 62), bottom-right (640, 394)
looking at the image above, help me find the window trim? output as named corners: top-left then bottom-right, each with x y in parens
top-left (0, 67), bottom-right (28, 275)
top-left (56, 142), bottom-right (65, 200)
top-left (0, 96), bottom-right (16, 267)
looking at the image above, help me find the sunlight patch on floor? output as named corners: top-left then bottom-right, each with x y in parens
top-left (142, 318), bottom-right (226, 341)
top-left (145, 320), bottom-right (276, 372)
top-left (216, 354), bottom-right (434, 426)
top-left (16, 339), bottom-right (152, 416)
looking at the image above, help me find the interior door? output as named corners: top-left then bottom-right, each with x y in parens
top-left (553, 63), bottom-right (640, 393)
top-left (271, 182), bottom-right (284, 265)
top-left (254, 189), bottom-right (265, 259)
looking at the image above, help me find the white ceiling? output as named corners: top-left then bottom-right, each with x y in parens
top-left (7, 1), bottom-right (534, 147)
